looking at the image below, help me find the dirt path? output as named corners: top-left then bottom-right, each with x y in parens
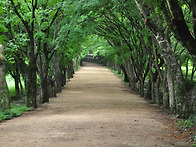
top-left (0, 62), bottom-right (189, 147)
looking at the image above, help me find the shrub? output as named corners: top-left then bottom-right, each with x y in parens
top-left (0, 105), bottom-right (33, 122)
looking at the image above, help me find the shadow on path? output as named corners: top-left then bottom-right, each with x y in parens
top-left (0, 62), bottom-right (189, 147)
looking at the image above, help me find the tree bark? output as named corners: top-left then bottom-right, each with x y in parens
top-left (162, 69), bottom-right (169, 109)
top-left (191, 66), bottom-right (196, 81)
top-left (41, 75), bottom-right (49, 103)
top-left (53, 51), bottom-right (62, 92)
top-left (161, 0), bottom-right (196, 56)
top-left (123, 58), bottom-right (137, 90)
top-left (67, 60), bottom-right (74, 80)
top-left (150, 64), bottom-right (155, 103)
top-left (120, 64), bottom-right (129, 83)
top-left (10, 0), bottom-right (38, 108)
top-left (155, 76), bottom-right (161, 105)
top-left (135, 0), bottom-right (188, 116)
top-left (19, 75), bottom-right (23, 96)
top-left (166, 65), bottom-right (175, 112)
top-left (0, 45), bottom-right (10, 111)
top-left (14, 60), bottom-right (20, 97)
top-left (26, 33), bottom-right (37, 108)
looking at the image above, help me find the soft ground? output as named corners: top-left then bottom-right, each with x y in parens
top-left (0, 62), bottom-right (190, 147)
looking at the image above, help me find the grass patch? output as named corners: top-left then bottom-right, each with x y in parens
top-left (176, 115), bottom-right (196, 146)
top-left (0, 105), bottom-right (33, 122)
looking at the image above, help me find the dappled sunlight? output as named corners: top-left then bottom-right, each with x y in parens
top-left (0, 63), bottom-right (189, 147)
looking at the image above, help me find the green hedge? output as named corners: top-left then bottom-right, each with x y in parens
top-left (0, 105), bottom-right (33, 122)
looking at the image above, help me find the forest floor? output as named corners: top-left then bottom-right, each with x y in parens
top-left (0, 62), bottom-right (190, 147)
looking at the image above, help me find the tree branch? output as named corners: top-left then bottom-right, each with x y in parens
top-left (10, 0), bottom-right (31, 34)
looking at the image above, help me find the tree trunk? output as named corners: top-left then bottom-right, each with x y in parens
top-left (67, 60), bottom-right (74, 80)
top-left (191, 66), bottom-right (196, 81)
top-left (19, 75), bottom-right (23, 96)
top-left (149, 55), bottom-right (155, 103)
top-left (135, 0), bottom-right (188, 116)
top-left (150, 70), bottom-right (155, 103)
top-left (41, 75), bottom-right (49, 103)
top-left (37, 50), bottom-right (50, 103)
top-left (185, 58), bottom-right (189, 79)
top-left (0, 45), bottom-right (10, 111)
top-left (53, 52), bottom-right (62, 92)
top-left (14, 60), bottom-right (20, 97)
top-left (14, 76), bottom-right (20, 98)
top-left (123, 58), bottom-right (137, 90)
top-left (166, 65), bottom-right (175, 112)
top-left (26, 34), bottom-right (37, 108)
top-left (138, 76), bottom-right (144, 97)
top-left (18, 58), bottom-right (28, 95)
top-left (41, 42), bottom-right (50, 103)
top-left (61, 67), bottom-right (67, 87)
top-left (120, 64), bottom-right (129, 83)
top-left (156, 33), bottom-right (186, 115)
top-left (26, 57), bottom-right (37, 108)
top-left (155, 76), bottom-right (161, 105)
top-left (162, 70), bottom-right (169, 109)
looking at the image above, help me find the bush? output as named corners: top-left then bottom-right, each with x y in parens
top-left (0, 105), bottom-right (33, 122)
top-left (177, 115), bottom-right (196, 146)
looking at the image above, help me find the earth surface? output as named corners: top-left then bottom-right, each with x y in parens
top-left (0, 62), bottom-right (190, 147)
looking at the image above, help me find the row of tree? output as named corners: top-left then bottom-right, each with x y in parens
top-left (81, 0), bottom-right (196, 117)
top-left (0, 0), bottom-right (88, 110)
top-left (0, 0), bottom-right (195, 117)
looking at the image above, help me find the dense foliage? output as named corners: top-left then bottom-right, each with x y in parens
top-left (0, 0), bottom-right (195, 118)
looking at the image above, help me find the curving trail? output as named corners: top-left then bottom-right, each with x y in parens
top-left (0, 62), bottom-right (189, 147)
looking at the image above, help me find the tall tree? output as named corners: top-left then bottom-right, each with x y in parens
top-left (135, 0), bottom-right (189, 116)
top-left (0, 45), bottom-right (10, 111)
top-left (10, 0), bottom-right (38, 108)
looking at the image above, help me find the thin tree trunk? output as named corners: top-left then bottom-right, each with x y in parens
top-left (166, 66), bottom-right (175, 112)
top-left (150, 69), bottom-right (155, 103)
top-left (155, 76), bottom-right (161, 105)
top-left (14, 77), bottom-right (20, 97)
top-left (26, 34), bottom-right (37, 108)
top-left (41, 75), bottom-right (49, 103)
top-left (120, 64), bottom-right (129, 83)
top-left (53, 52), bottom-right (62, 93)
top-left (0, 45), bottom-right (10, 110)
top-left (123, 58), bottom-right (137, 90)
top-left (67, 60), bottom-right (74, 80)
top-left (15, 60), bottom-right (20, 97)
top-left (185, 58), bottom-right (189, 79)
top-left (162, 69), bottom-right (169, 109)
top-left (19, 76), bottom-right (23, 96)
top-left (191, 66), bottom-right (196, 81)
top-left (139, 76), bottom-right (144, 97)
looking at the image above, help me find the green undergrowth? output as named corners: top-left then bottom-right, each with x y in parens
top-left (0, 105), bottom-right (33, 122)
top-left (176, 115), bottom-right (196, 146)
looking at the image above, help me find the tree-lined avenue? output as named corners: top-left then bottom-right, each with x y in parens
top-left (0, 62), bottom-right (188, 147)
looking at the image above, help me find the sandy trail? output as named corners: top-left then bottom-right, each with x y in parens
top-left (0, 62), bottom-right (189, 147)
